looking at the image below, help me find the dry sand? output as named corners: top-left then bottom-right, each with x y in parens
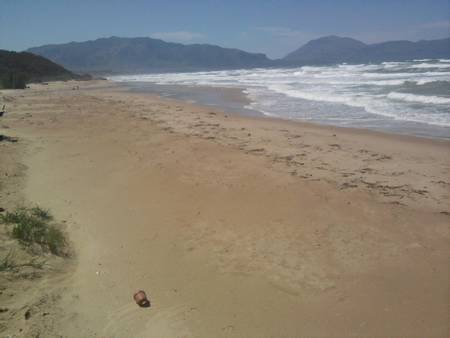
top-left (0, 80), bottom-right (449, 337)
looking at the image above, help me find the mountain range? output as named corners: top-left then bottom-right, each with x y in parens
top-left (283, 36), bottom-right (450, 65)
top-left (27, 36), bottom-right (271, 74)
top-left (24, 35), bottom-right (450, 74)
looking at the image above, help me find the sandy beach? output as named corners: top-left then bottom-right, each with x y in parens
top-left (1, 80), bottom-right (449, 337)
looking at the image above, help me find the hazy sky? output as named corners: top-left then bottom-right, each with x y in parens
top-left (1, 0), bottom-right (449, 58)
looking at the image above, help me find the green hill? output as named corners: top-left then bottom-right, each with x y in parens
top-left (0, 50), bottom-right (82, 89)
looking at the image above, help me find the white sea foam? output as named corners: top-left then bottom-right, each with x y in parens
top-left (410, 63), bottom-right (450, 69)
top-left (416, 78), bottom-right (449, 85)
top-left (110, 60), bottom-right (450, 129)
top-left (388, 92), bottom-right (450, 104)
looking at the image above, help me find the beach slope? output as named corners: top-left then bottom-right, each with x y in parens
top-left (1, 80), bottom-right (449, 337)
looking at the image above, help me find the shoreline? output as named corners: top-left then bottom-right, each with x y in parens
top-left (121, 81), bottom-right (450, 148)
top-left (118, 82), bottom-right (450, 214)
top-left (1, 79), bottom-right (449, 337)
top-left (114, 80), bottom-right (450, 141)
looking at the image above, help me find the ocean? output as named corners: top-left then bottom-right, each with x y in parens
top-left (111, 59), bottom-right (450, 139)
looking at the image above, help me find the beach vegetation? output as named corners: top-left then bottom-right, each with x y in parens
top-left (0, 250), bottom-right (16, 272)
top-left (0, 206), bottom-right (67, 256)
top-left (0, 72), bottom-right (27, 89)
top-left (0, 250), bottom-right (46, 272)
top-left (0, 49), bottom-right (81, 89)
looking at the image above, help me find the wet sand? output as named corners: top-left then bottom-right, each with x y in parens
top-left (122, 81), bottom-right (450, 140)
top-left (1, 80), bottom-right (449, 337)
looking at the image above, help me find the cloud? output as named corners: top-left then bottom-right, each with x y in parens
top-left (150, 31), bottom-right (205, 43)
top-left (420, 20), bottom-right (450, 30)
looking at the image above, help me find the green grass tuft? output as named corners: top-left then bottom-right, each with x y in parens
top-left (46, 225), bottom-right (66, 255)
top-left (0, 250), bottom-right (46, 272)
top-left (0, 207), bottom-right (66, 256)
top-left (30, 206), bottom-right (53, 221)
top-left (0, 251), bottom-right (16, 272)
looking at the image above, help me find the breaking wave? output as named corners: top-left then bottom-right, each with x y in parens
top-left (111, 59), bottom-right (450, 131)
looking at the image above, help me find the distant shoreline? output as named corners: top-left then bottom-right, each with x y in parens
top-left (117, 80), bottom-right (450, 141)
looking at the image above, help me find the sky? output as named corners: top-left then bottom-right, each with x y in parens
top-left (0, 0), bottom-right (449, 58)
